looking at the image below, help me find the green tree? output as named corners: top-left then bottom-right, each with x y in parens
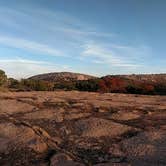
top-left (8, 78), bottom-right (20, 89)
top-left (0, 69), bottom-right (7, 86)
top-left (19, 79), bottom-right (54, 91)
top-left (76, 79), bottom-right (99, 92)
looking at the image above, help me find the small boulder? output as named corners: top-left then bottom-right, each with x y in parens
top-left (50, 153), bottom-right (85, 166)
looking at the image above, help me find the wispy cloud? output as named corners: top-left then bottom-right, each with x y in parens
top-left (0, 58), bottom-right (70, 79)
top-left (0, 5), bottom-right (156, 77)
top-left (82, 42), bottom-right (145, 68)
top-left (0, 6), bottom-right (114, 58)
top-left (50, 27), bottom-right (114, 39)
top-left (0, 58), bottom-right (47, 64)
top-left (30, 8), bottom-right (114, 39)
top-left (0, 6), bottom-right (114, 41)
top-left (0, 36), bottom-right (63, 56)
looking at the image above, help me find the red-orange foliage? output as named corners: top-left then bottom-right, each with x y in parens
top-left (98, 80), bottom-right (109, 92)
top-left (142, 84), bottom-right (155, 93)
top-left (102, 77), bottom-right (126, 93)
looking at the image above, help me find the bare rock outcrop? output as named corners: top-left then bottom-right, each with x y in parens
top-left (0, 91), bottom-right (165, 165)
top-left (29, 72), bottom-right (96, 82)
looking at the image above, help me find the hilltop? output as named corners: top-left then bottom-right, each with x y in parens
top-left (29, 72), bottom-right (97, 82)
top-left (28, 72), bottom-right (166, 95)
top-left (111, 73), bottom-right (166, 84)
top-left (29, 72), bottom-right (166, 85)
top-left (0, 69), bottom-right (166, 95)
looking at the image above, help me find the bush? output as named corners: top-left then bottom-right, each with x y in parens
top-left (126, 85), bottom-right (143, 94)
top-left (19, 79), bottom-right (54, 91)
top-left (76, 79), bottom-right (99, 92)
top-left (54, 81), bottom-right (76, 90)
top-left (154, 84), bottom-right (166, 95)
top-left (0, 70), bottom-right (7, 86)
top-left (98, 80), bottom-right (109, 92)
top-left (8, 78), bottom-right (20, 89)
top-left (98, 77), bottom-right (126, 93)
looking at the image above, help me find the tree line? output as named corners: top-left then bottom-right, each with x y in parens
top-left (0, 69), bottom-right (166, 95)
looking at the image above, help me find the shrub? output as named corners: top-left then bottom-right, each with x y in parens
top-left (126, 85), bottom-right (143, 94)
top-left (0, 70), bottom-right (7, 86)
top-left (76, 79), bottom-right (100, 92)
top-left (142, 84), bottom-right (155, 94)
top-left (98, 80), bottom-right (109, 92)
top-left (54, 81), bottom-right (76, 90)
top-left (154, 84), bottom-right (166, 95)
top-left (98, 77), bottom-right (126, 93)
top-left (8, 78), bottom-right (20, 89)
top-left (20, 79), bottom-right (54, 91)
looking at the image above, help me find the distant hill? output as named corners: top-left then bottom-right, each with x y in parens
top-left (29, 72), bottom-right (97, 82)
top-left (103, 74), bottom-right (166, 84)
top-left (98, 74), bottom-right (166, 95)
top-left (5, 70), bottom-right (166, 95)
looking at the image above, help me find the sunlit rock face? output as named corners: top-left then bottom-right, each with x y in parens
top-left (0, 91), bottom-right (166, 165)
top-left (29, 72), bottom-right (96, 82)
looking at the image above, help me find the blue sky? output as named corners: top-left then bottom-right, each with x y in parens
top-left (0, 0), bottom-right (165, 78)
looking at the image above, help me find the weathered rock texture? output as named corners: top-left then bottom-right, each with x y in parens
top-left (29, 72), bottom-right (96, 82)
top-left (0, 91), bottom-right (166, 165)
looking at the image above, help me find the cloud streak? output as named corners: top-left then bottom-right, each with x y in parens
top-left (0, 58), bottom-right (70, 79)
top-left (82, 42), bottom-right (144, 68)
top-left (0, 36), bottom-right (63, 57)
top-left (0, 5), bottom-right (156, 77)
top-left (0, 6), bottom-right (114, 41)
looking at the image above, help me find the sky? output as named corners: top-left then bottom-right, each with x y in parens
top-left (0, 0), bottom-right (165, 79)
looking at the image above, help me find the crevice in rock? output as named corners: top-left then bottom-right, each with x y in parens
top-left (0, 114), bottom-right (85, 165)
